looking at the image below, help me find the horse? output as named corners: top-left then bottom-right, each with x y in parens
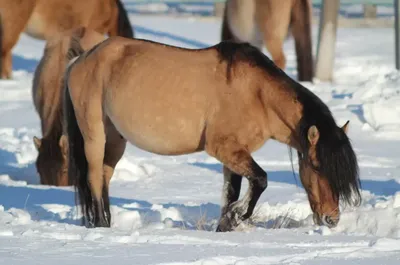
top-left (63, 36), bottom-right (361, 231)
top-left (32, 27), bottom-right (105, 186)
top-left (221, 0), bottom-right (313, 82)
top-left (0, 0), bottom-right (133, 79)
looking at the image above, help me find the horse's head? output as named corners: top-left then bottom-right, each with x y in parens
top-left (33, 135), bottom-right (69, 186)
top-left (298, 121), bottom-right (361, 228)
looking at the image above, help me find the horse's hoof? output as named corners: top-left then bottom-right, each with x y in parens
top-left (94, 219), bottom-right (110, 228)
top-left (216, 224), bottom-right (229, 232)
top-left (216, 216), bottom-right (237, 232)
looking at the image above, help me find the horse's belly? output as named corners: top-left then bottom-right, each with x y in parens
top-left (109, 111), bottom-right (205, 156)
top-left (24, 12), bottom-right (47, 39)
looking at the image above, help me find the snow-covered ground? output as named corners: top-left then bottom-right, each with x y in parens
top-left (1, 9), bottom-right (400, 265)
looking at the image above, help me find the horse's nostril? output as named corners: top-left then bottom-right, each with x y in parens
top-left (323, 215), bottom-right (338, 227)
top-left (325, 216), bottom-right (333, 225)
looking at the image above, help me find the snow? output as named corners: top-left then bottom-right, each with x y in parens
top-left (1, 5), bottom-right (400, 265)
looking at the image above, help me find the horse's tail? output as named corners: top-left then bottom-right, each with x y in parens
top-left (221, 2), bottom-right (235, 41)
top-left (115, 0), bottom-right (134, 38)
top-left (63, 38), bottom-right (92, 225)
top-left (291, 0), bottom-right (313, 82)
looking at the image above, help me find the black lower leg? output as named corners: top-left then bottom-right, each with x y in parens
top-left (221, 166), bottom-right (243, 214)
top-left (94, 199), bottom-right (109, 227)
top-left (217, 159), bottom-right (267, 232)
top-left (102, 183), bottom-right (111, 225)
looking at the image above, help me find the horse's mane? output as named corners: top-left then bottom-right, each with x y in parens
top-left (295, 85), bottom-right (361, 207)
top-left (215, 40), bottom-right (361, 206)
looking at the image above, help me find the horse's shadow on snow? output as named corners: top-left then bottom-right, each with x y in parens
top-left (12, 54), bottom-right (39, 73)
top-left (0, 148), bottom-right (39, 184)
top-left (0, 182), bottom-right (221, 230)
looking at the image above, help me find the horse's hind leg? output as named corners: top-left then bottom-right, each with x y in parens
top-left (79, 114), bottom-right (108, 227)
top-left (102, 119), bottom-right (127, 225)
top-left (206, 139), bottom-right (267, 232)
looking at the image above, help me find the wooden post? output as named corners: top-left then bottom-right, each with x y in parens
top-left (395, 0), bottom-right (400, 70)
top-left (363, 4), bottom-right (377, 19)
top-left (314, 0), bottom-right (340, 82)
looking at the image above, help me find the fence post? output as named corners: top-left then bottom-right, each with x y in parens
top-left (314, 0), bottom-right (340, 82)
top-left (363, 4), bottom-right (377, 19)
top-left (395, 0), bottom-right (400, 69)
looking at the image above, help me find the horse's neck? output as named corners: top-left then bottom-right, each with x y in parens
top-left (259, 84), bottom-right (303, 151)
top-left (40, 79), bottom-right (63, 138)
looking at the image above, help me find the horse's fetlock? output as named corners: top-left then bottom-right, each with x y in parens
top-left (258, 177), bottom-right (268, 189)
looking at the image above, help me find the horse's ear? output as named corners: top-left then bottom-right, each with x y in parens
top-left (33, 136), bottom-right (41, 150)
top-left (59, 135), bottom-right (68, 156)
top-left (307, 125), bottom-right (319, 146)
top-left (341, 120), bottom-right (350, 134)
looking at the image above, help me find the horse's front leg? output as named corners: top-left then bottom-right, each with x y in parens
top-left (217, 166), bottom-right (243, 229)
top-left (207, 139), bottom-right (268, 232)
top-left (1, 50), bottom-right (12, 79)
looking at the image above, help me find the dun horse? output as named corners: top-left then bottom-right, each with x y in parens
top-left (221, 0), bottom-right (313, 82)
top-left (0, 0), bottom-right (133, 79)
top-left (32, 27), bottom-right (105, 186)
top-left (64, 37), bottom-right (361, 231)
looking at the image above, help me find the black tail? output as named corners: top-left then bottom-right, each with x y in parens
top-left (63, 39), bottom-right (93, 226)
top-left (291, 0), bottom-right (313, 82)
top-left (115, 0), bottom-right (134, 38)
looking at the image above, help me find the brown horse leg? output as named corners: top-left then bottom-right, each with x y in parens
top-left (102, 122), bottom-right (127, 225)
top-left (1, 50), bottom-right (12, 79)
top-left (206, 141), bottom-right (267, 232)
top-left (264, 38), bottom-right (286, 71)
top-left (220, 166), bottom-right (243, 217)
top-left (291, 0), bottom-right (313, 81)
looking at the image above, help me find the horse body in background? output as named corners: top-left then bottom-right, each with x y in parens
top-left (221, 0), bottom-right (313, 82)
top-left (32, 27), bottom-right (105, 186)
top-left (63, 36), bottom-right (361, 231)
top-left (0, 0), bottom-right (133, 79)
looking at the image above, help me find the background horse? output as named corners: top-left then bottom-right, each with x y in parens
top-left (221, 0), bottom-right (313, 82)
top-left (32, 27), bottom-right (105, 186)
top-left (0, 0), bottom-right (133, 79)
top-left (63, 37), bottom-right (361, 231)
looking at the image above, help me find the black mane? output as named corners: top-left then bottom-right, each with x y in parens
top-left (296, 88), bottom-right (361, 206)
top-left (215, 40), bottom-right (361, 206)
